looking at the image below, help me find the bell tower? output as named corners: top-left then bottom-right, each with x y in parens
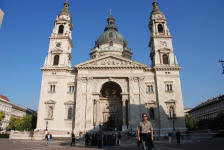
top-left (148, 0), bottom-right (186, 135)
top-left (149, 0), bottom-right (178, 67)
top-left (43, 0), bottom-right (73, 68)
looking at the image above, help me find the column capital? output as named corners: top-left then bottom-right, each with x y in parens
top-left (121, 92), bottom-right (129, 95)
top-left (121, 93), bottom-right (129, 101)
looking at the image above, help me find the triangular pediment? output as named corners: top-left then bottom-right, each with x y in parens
top-left (45, 100), bottom-right (56, 104)
top-left (165, 99), bottom-right (176, 104)
top-left (64, 101), bottom-right (74, 105)
top-left (75, 55), bottom-right (147, 69)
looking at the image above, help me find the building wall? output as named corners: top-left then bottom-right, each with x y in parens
top-left (0, 100), bottom-right (12, 130)
top-left (36, 70), bottom-right (75, 132)
top-left (36, 64), bottom-right (185, 136)
top-left (11, 106), bottom-right (26, 118)
top-left (154, 70), bottom-right (185, 135)
top-left (0, 98), bottom-right (34, 130)
top-left (189, 95), bottom-right (224, 121)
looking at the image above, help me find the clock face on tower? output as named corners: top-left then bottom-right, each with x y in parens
top-left (56, 43), bottom-right (61, 47)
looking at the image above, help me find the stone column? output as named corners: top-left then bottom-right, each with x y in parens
top-left (93, 99), bottom-right (96, 129)
top-left (122, 93), bottom-right (129, 131)
top-left (92, 93), bottom-right (100, 130)
top-left (96, 99), bottom-right (101, 129)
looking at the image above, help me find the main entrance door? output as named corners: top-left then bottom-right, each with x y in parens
top-left (100, 82), bottom-right (122, 131)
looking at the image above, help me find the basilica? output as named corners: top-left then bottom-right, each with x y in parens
top-left (36, 0), bottom-right (186, 137)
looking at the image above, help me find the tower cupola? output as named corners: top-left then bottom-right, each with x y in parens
top-left (151, 0), bottom-right (163, 15)
top-left (59, 0), bottom-right (71, 17)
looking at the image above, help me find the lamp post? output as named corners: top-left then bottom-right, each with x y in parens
top-left (219, 60), bottom-right (224, 74)
top-left (46, 121), bottom-right (48, 131)
top-left (172, 113), bottom-right (176, 131)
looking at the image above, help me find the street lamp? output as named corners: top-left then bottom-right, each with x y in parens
top-left (172, 113), bottom-right (176, 131)
top-left (46, 121), bottom-right (48, 131)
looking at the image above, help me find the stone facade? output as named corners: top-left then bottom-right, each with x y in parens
top-left (36, 0), bottom-right (186, 137)
top-left (189, 95), bottom-right (224, 121)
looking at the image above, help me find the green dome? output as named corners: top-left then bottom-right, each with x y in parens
top-left (96, 30), bottom-right (127, 46)
top-left (95, 14), bottom-right (127, 47)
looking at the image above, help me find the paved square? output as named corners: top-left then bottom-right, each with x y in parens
top-left (0, 138), bottom-right (224, 150)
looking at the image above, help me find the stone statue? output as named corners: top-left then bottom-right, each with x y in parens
top-left (48, 106), bottom-right (53, 119)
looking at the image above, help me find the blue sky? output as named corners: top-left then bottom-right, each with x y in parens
top-left (0, 0), bottom-right (223, 110)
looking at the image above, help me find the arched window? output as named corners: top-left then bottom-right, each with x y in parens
top-left (58, 25), bottom-right (64, 34)
top-left (163, 54), bottom-right (169, 65)
top-left (158, 24), bottom-right (164, 33)
top-left (67, 107), bottom-right (73, 120)
top-left (53, 55), bottom-right (59, 66)
top-left (149, 107), bottom-right (155, 120)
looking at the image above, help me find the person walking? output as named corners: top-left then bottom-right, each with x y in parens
top-left (97, 130), bottom-right (103, 148)
top-left (168, 132), bottom-right (172, 143)
top-left (176, 130), bottom-right (181, 144)
top-left (117, 132), bottom-right (121, 146)
top-left (137, 113), bottom-right (154, 150)
top-left (45, 132), bottom-right (52, 146)
top-left (71, 133), bottom-right (75, 146)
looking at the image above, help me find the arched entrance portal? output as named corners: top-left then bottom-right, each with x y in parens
top-left (100, 82), bottom-right (122, 131)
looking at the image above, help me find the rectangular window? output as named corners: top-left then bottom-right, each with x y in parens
top-left (166, 84), bottom-right (173, 92)
top-left (67, 107), bottom-right (73, 120)
top-left (50, 84), bottom-right (56, 93)
top-left (147, 85), bottom-right (154, 93)
top-left (48, 82), bottom-right (57, 93)
top-left (68, 85), bottom-right (75, 93)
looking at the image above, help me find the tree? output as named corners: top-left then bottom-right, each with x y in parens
top-left (6, 115), bottom-right (37, 131)
top-left (215, 112), bottom-right (224, 130)
top-left (31, 114), bottom-right (37, 130)
top-left (6, 116), bottom-right (17, 131)
top-left (0, 111), bottom-right (5, 123)
top-left (185, 114), bottom-right (196, 131)
top-left (0, 112), bottom-right (5, 130)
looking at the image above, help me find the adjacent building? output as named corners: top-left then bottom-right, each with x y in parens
top-left (184, 108), bottom-right (192, 116)
top-left (0, 95), bottom-right (36, 131)
top-left (0, 9), bottom-right (4, 27)
top-left (0, 95), bottom-right (12, 130)
top-left (36, 0), bottom-right (186, 137)
top-left (189, 95), bottom-right (224, 121)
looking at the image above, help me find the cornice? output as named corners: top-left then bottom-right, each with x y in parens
top-left (49, 35), bottom-right (73, 48)
top-left (144, 67), bottom-right (154, 72)
top-left (153, 66), bottom-right (181, 71)
top-left (41, 66), bottom-right (76, 72)
top-left (151, 35), bottom-right (173, 38)
top-left (49, 35), bottom-right (69, 40)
